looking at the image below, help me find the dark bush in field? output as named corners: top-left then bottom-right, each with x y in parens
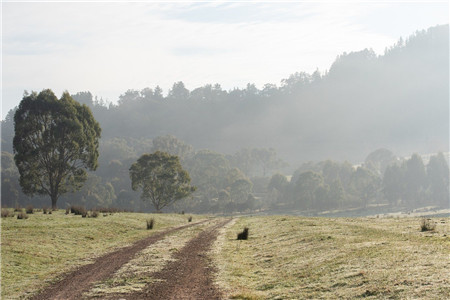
top-left (188, 216), bottom-right (192, 222)
top-left (147, 218), bottom-right (154, 230)
top-left (17, 212), bottom-right (28, 219)
top-left (420, 218), bottom-right (436, 231)
top-left (65, 207), bottom-right (70, 215)
top-left (71, 205), bottom-right (87, 215)
top-left (25, 205), bottom-right (34, 214)
top-left (14, 206), bottom-right (22, 212)
top-left (1, 209), bottom-right (12, 218)
top-left (90, 210), bottom-right (99, 218)
top-left (43, 207), bottom-right (48, 214)
top-left (237, 227), bottom-right (249, 240)
top-left (81, 211), bottom-right (88, 218)
top-left (94, 207), bottom-right (127, 214)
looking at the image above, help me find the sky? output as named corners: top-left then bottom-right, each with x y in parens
top-left (1, 1), bottom-right (448, 119)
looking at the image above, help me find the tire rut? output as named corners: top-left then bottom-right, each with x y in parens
top-left (30, 220), bottom-right (209, 300)
top-left (111, 218), bottom-right (232, 300)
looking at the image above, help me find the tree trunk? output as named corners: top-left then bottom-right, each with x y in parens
top-left (51, 193), bottom-right (58, 210)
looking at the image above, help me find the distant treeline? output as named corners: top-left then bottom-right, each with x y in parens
top-left (2, 134), bottom-right (448, 214)
top-left (2, 25), bottom-right (448, 163)
top-left (1, 25), bottom-right (448, 213)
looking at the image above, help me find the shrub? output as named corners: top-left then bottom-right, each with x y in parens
top-left (17, 212), bottom-right (29, 220)
top-left (90, 210), bottom-right (99, 218)
top-left (147, 218), bottom-right (155, 230)
top-left (188, 216), bottom-right (192, 222)
top-left (25, 205), bottom-right (34, 214)
top-left (81, 211), bottom-right (88, 218)
top-left (420, 218), bottom-right (436, 232)
top-left (71, 205), bottom-right (87, 215)
top-left (237, 227), bottom-right (249, 240)
top-left (1, 209), bottom-right (11, 218)
top-left (14, 206), bottom-right (22, 212)
top-left (65, 207), bottom-right (70, 215)
top-left (43, 207), bottom-right (48, 214)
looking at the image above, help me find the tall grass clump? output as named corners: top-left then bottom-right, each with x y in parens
top-left (147, 218), bottom-right (155, 230)
top-left (25, 205), bottom-right (34, 214)
top-left (420, 218), bottom-right (436, 232)
top-left (17, 212), bottom-right (28, 220)
top-left (237, 227), bottom-right (249, 240)
top-left (1, 208), bottom-right (12, 218)
top-left (71, 205), bottom-right (87, 216)
top-left (89, 210), bottom-right (99, 218)
top-left (188, 216), bottom-right (192, 222)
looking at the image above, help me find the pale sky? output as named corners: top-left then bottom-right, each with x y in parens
top-left (1, 1), bottom-right (448, 118)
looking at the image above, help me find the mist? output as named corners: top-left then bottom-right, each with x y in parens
top-left (1, 25), bottom-right (448, 215)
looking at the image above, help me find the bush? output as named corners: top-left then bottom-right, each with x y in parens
top-left (1, 209), bottom-right (11, 218)
top-left (188, 216), bottom-right (192, 222)
top-left (237, 227), bottom-right (249, 240)
top-left (71, 205), bottom-right (87, 216)
top-left (14, 206), bottom-right (22, 212)
top-left (65, 207), bottom-right (70, 215)
top-left (147, 218), bottom-right (155, 230)
top-left (90, 210), bottom-right (99, 218)
top-left (43, 207), bottom-right (48, 214)
top-left (17, 212), bottom-right (29, 220)
top-left (25, 205), bottom-right (34, 214)
top-left (420, 218), bottom-right (436, 232)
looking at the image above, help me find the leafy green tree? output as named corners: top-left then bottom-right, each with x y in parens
top-left (168, 81), bottom-right (189, 101)
top-left (383, 164), bottom-right (404, 206)
top-left (292, 171), bottom-right (324, 210)
top-left (404, 154), bottom-right (427, 208)
top-left (364, 148), bottom-right (397, 175)
top-left (426, 153), bottom-right (449, 207)
top-left (230, 178), bottom-right (253, 204)
top-left (130, 151), bottom-right (195, 212)
top-left (350, 167), bottom-right (381, 208)
top-left (268, 173), bottom-right (288, 194)
top-left (13, 89), bottom-right (101, 209)
top-left (151, 135), bottom-right (194, 162)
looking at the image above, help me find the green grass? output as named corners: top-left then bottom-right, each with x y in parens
top-left (212, 216), bottom-right (450, 299)
top-left (1, 209), bottom-right (206, 299)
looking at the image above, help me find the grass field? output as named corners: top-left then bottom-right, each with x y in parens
top-left (1, 209), bottom-right (202, 299)
top-left (2, 211), bottom-right (449, 299)
top-left (212, 216), bottom-right (450, 299)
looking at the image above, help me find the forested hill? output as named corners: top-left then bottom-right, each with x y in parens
top-left (2, 25), bottom-right (448, 164)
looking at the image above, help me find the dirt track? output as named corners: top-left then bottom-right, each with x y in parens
top-left (121, 219), bottom-right (231, 300)
top-left (30, 218), bottom-right (230, 300)
top-left (30, 220), bottom-right (209, 300)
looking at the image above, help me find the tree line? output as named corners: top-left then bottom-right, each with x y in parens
top-left (1, 25), bottom-right (448, 213)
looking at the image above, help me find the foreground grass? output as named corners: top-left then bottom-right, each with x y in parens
top-left (213, 216), bottom-right (450, 299)
top-left (1, 209), bottom-right (203, 299)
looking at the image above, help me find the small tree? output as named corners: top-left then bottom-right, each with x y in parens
top-left (13, 89), bottom-right (101, 209)
top-left (130, 151), bottom-right (196, 212)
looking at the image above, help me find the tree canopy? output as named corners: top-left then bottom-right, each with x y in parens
top-left (13, 89), bottom-right (101, 209)
top-left (129, 151), bottom-right (195, 212)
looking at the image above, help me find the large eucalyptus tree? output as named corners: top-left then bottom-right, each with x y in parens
top-left (13, 89), bottom-right (101, 209)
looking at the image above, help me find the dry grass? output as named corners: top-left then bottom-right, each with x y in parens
top-left (212, 216), bottom-right (450, 299)
top-left (1, 210), bottom-right (206, 300)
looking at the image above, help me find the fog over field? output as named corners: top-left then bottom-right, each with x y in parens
top-left (1, 2), bottom-right (448, 214)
